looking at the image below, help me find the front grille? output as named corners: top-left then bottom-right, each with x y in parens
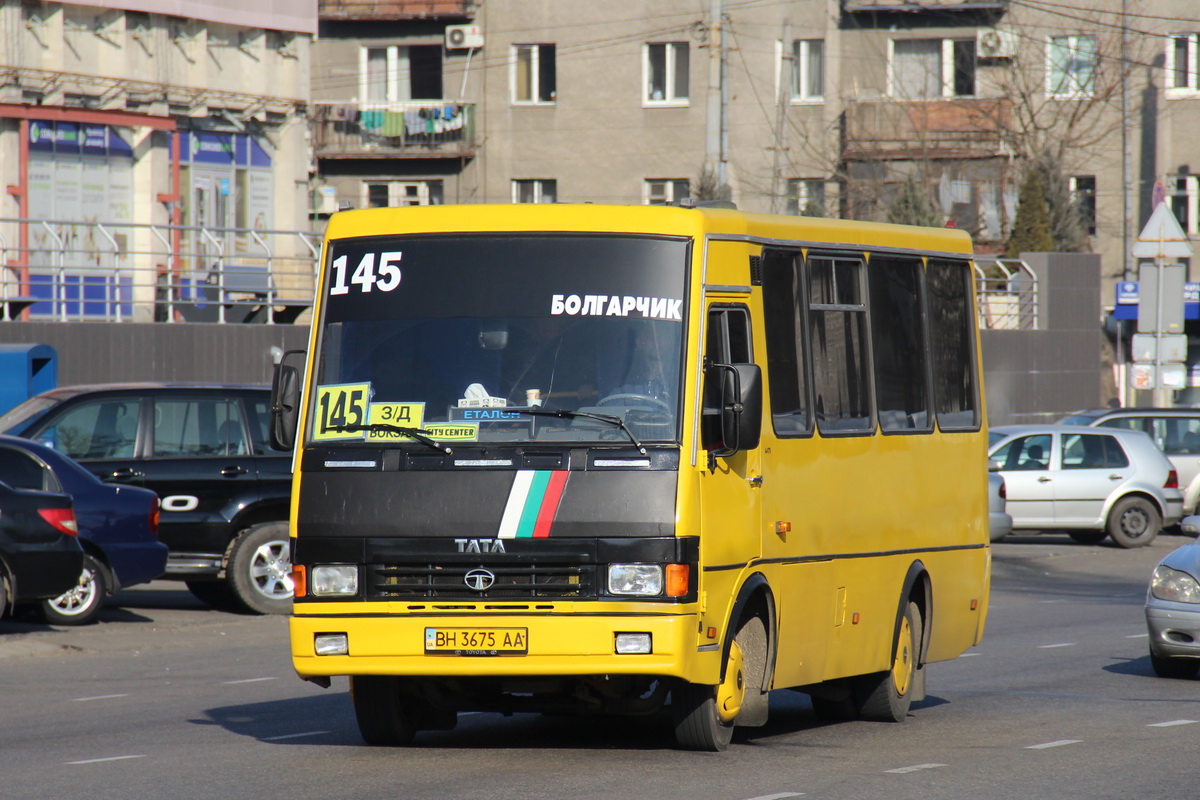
top-left (369, 562), bottom-right (595, 600)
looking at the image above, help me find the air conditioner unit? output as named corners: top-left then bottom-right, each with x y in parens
top-left (445, 24), bottom-right (483, 50)
top-left (977, 28), bottom-right (1017, 59)
top-left (315, 186), bottom-right (338, 215)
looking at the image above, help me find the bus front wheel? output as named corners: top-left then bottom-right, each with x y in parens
top-left (672, 615), bottom-right (767, 751)
top-left (856, 601), bottom-right (922, 722)
top-left (351, 676), bottom-right (418, 746)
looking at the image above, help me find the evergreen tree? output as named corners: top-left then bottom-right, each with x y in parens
top-left (1006, 170), bottom-right (1054, 256)
top-left (1030, 150), bottom-right (1087, 252)
top-left (887, 174), bottom-right (941, 227)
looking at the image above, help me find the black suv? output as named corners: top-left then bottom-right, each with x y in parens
top-left (0, 383), bottom-right (292, 614)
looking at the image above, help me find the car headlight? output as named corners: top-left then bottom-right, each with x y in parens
top-left (1150, 565), bottom-right (1200, 604)
top-left (608, 564), bottom-right (663, 596)
top-left (310, 565), bottom-right (359, 597)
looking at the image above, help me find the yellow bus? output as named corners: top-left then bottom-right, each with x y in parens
top-left (271, 203), bottom-right (991, 751)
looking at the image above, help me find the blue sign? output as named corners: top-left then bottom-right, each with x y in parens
top-left (28, 121), bottom-right (132, 158)
top-left (1113, 281), bottom-right (1200, 320)
top-left (179, 130), bottom-right (271, 168)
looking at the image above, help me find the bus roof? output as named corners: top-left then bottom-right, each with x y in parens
top-left (322, 204), bottom-right (975, 258)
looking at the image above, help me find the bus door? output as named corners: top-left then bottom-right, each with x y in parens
top-left (698, 302), bottom-right (762, 597)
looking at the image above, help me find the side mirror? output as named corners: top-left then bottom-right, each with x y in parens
top-left (706, 362), bottom-right (762, 468)
top-left (269, 350), bottom-right (305, 451)
top-left (1181, 516), bottom-right (1200, 537)
top-left (988, 459), bottom-right (1003, 472)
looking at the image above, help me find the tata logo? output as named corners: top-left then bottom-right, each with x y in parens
top-left (464, 568), bottom-right (496, 591)
top-left (454, 538), bottom-right (506, 554)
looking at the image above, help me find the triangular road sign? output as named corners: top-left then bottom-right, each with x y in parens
top-left (1132, 202), bottom-right (1194, 258)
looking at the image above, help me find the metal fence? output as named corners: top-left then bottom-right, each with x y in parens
top-left (974, 257), bottom-right (1039, 330)
top-left (0, 218), bottom-right (321, 324)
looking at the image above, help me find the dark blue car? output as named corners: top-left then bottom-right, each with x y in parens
top-left (0, 435), bottom-right (166, 624)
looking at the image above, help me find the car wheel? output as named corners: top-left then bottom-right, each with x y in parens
top-left (227, 522), bottom-right (293, 615)
top-left (856, 601), bottom-right (921, 722)
top-left (41, 555), bottom-right (107, 626)
top-left (1150, 651), bottom-right (1200, 679)
top-left (1068, 531), bottom-right (1108, 545)
top-left (186, 580), bottom-right (241, 611)
top-left (1106, 497), bottom-right (1161, 548)
top-left (672, 614), bottom-right (767, 750)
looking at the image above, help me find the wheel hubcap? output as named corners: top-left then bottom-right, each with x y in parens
top-left (1123, 509), bottom-right (1149, 537)
top-left (716, 639), bottom-right (746, 724)
top-left (249, 539), bottom-right (293, 599)
top-left (893, 615), bottom-right (913, 696)
top-left (50, 566), bottom-right (98, 616)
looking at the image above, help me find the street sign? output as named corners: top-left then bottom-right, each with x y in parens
top-left (1137, 263), bottom-right (1186, 334)
top-left (1130, 363), bottom-right (1190, 390)
top-left (1132, 202), bottom-right (1194, 259)
top-left (1132, 333), bottom-right (1188, 362)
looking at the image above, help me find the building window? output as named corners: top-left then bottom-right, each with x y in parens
top-left (513, 179), bottom-right (557, 203)
top-left (513, 44), bottom-right (556, 104)
top-left (361, 45), bottom-right (443, 102)
top-left (787, 179), bottom-right (826, 216)
top-left (646, 179), bottom-right (689, 205)
top-left (1167, 34), bottom-right (1200, 94)
top-left (1172, 176), bottom-right (1198, 235)
top-left (891, 39), bottom-right (975, 99)
top-left (1069, 176), bottom-right (1096, 236)
top-left (365, 181), bottom-right (443, 208)
top-left (1047, 34), bottom-right (1097, 98)
top-left (645, 42), bottom-right (689, 104)
top-left (791, 40), bottom-right (824, 101)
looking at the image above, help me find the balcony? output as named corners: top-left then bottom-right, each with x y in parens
top-left (842, 97), bottom-right (1011, 161)
top-left (311, 101), bottom-right (476, 160)
top-left (319, 1), bottom-right (477, 20)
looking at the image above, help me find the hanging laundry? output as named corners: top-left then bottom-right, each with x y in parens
top-left (382, 111), bottom-right (404, 137)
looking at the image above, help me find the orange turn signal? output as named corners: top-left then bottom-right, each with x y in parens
top-left (665, 564), bottom-right (690, 597)
top-left (292, 564), bottom-right (307, 598)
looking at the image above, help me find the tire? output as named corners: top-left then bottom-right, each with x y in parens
top-left (1150, 651), bottom-right (1200, 679)
top-left (41, 555), bottom-right (107, 626)
top-left (227, 522), bottom-right (293, 615)
top-left (186, 580), bottom-right (241, 611)
top-left (857, 601), bottom-right (921, 723)
top-left (1106, 496), bottom-right (1161, 548)
top-left (351, 676), bottom-right (418, 746)
top-left (1068, 531), bottom-right (1108, 545)
top-left (673, 615), bottom-right (768, 751)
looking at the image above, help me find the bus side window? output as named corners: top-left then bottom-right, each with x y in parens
top-left (703, 306), bottom-right (752, 450)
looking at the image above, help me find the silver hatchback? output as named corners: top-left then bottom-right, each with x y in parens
top-left (988, 424), bottom-right (1183, 548)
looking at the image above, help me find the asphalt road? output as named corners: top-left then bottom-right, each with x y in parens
top-left (2, 533), bottom-right (1197, 800)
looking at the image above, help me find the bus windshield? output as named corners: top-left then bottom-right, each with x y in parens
top-left (312, 233), bottom-right (690, 446)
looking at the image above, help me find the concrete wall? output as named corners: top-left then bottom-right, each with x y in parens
top-left (0, 322), bottom-right (309, 388)
top-left (981, 253), bottom-right (1105, 426)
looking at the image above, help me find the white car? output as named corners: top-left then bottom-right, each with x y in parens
top-left (988, 471), bottom-right (1012, 542)
top-left (988, 424), bottom-right (1183, 548)
top-left (1145, 515), bottom-right (1200, 678)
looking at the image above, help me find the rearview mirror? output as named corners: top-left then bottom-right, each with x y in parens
top-left (269, 350), bottom-right (305, 451)
top-left (706, 362), bottom-right (762, 468)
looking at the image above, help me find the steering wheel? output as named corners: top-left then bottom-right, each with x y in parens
top-left (595, 393), bottom-right (673, 416)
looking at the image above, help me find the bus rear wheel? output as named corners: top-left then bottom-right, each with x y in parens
top-left (856, 601), bottom-right (921, 722)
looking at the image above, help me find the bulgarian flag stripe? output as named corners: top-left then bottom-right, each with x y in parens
top-left (497, 470), bottom-right (569, 539)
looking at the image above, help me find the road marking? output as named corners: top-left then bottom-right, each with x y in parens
top-left (1037, 599), bottom-right (1067, 604)
top-left (741, 794), bottom-right (804, 800)
top-left (1037, 643), bottom-right (1076, 649)
top-left (1148, 719), bottom-right (1197, 727)
top-left (222, 677), bottom-right (279, 685)
top-left (885, 763), bottom-right (947, 774)
top-left (1126, 633), bottom-right (1149, 639)
top-left (67, 755), bottom-right (146, 765)
top-left (959, 652), bottom-right (981, 657)
top-left (72, 694), bottom-right (129, 702)
top-left (1026, 740), bottom-right (1082, 750)
top-left (261, 730), bottom-right (331, 741)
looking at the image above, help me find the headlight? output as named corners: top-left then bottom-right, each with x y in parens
top-left (608, 564), bottom-right (663, 596)
top-left (1151, 565), bottom-right (1200, 604)
top-left (310, 565), bottom-right (359, 597)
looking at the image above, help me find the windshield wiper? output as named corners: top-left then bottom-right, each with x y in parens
top-left (333, 424), bottom-right (454, 455)
top-left (517, 407), bottom-right (646, 454)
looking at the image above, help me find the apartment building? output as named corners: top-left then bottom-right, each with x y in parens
top-left (313, 1), bottom-right (1198, 314)
top-left (0, 0), bottom-right (314, 320)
